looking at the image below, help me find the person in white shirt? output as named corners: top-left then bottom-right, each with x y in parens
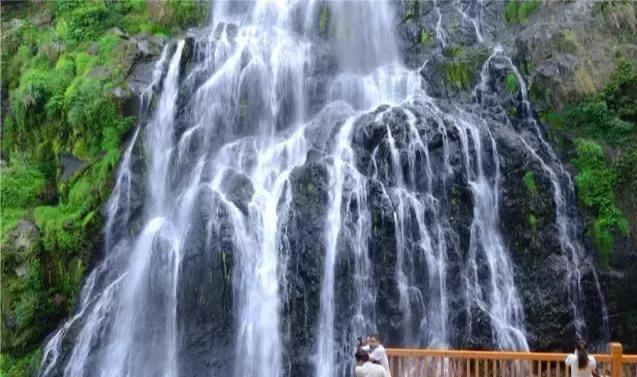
top-left (366, 334), bottom-right (392, 377)
top-left (565, 339), bottom-right (597, 377)
top-left (355, 350), bottom-right (388, 377)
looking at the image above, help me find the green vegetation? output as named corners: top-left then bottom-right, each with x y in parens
top-left (0, 1), bottom-right (202, 375)
top-left (402, 0), bottom-right (421, 24)
top-left (419, 29), bottom-right (431, 47)
top-left (572, 140), bottom-right (628, 265)
top-left (0, 349), bottom-right (42, 377)
top-left (506, 73), bottom-right (520, 94)
top-left (319, 2), bottom-right (329, 36)
top-left (504, 0), bottom-right (540, 24)
top-left (522, 171), bottom-right (537, 196)
top-left (441, 46), bottom-right (487, 91)
top-left (593, 0), bottom-right (637, 37)
top-left (445, 62), bottom-right (471, 90)
top-left (541, 59), bottom-right (637, 264)
top-left (528, 214), bottom-right (538, 232)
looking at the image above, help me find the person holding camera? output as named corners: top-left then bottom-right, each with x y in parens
top-left (355, 350), bottom-right (388, 377)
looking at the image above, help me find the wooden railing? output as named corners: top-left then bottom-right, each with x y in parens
top-left (386, 343), bottom-right (637, 377)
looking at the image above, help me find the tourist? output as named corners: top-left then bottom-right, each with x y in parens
top-left (355, 350), bottom-right (388, 377)
top-left (565, 339), bottom-right (597, 377)
top-left (366, 334), bottom-right (392, 377)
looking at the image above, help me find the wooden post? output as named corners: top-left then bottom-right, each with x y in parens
top-left (610, 342), bottom-right (623, 377)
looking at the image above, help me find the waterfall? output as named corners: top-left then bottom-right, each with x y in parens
top-left (39, 1), bottom-right (609, 377)
top-left (473, 46), bottom-right (610, 343)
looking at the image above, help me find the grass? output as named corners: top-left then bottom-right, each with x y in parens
top-left (505, 0), bottom-right (540, 24)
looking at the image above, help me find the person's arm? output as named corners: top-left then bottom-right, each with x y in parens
top-left (589, 356), bottom-right (597, 370)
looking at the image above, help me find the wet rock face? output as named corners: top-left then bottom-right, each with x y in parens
top-left (504, 1), bottom-right (637, 111)
top-left (178, 189), bottom-right (236, 376)
top-left (281, 162), bottom-right (329, 377)
top-left (603, 249), bottom-right (637, 353)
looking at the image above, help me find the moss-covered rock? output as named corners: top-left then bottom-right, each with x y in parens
top-left (0, 1), bottom-right (185, 375)
top-left (421, 45), bottom-right (489, 98)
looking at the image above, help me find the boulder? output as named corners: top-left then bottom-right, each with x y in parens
top-left (60, 153), bottom-right (86, 182)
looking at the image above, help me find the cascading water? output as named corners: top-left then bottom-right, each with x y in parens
top-left (473, 46), bottom-right (610, 344)
top-left (40, 1), bottom-right (610, 377)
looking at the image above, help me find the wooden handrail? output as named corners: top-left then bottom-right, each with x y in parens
top-left (385, 343), bottom-right (636, 376)
top-left (386, 348), bottom-right (611, 362)
top-left (623, 355), bottom-right (637, 363)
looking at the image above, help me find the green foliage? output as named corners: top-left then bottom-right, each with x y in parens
top-left (506, 73), bottom-right (519, 94)
top-left (546, 59), bottom-right (637, 146)
top-left (0, 349), bottom-right (42, 377)
top-left (604, 59), bottom-right (637, 123)
top-left (573, 139), bottom-right (628, 263)
top-left (402, 0), bottom-right (420, 23)
top-left (563, 99), bottom-right (634, 145)
top-left (522, 171), bottom-right (537, 195)
top-left (56, 259), bottom-right (85, 305)
top-left (505, 0), bottom-right (540, 24)
top-left (615, 146), bottom-right (637, 192)
top-left (541, 60), bottom-right (637, 259)
top-left (167, 0), bottom-right (210, 28)
top-left (445, 62), bottom-right (471, 90)
top-left (442, 47), bottom-right (470, 89)
top-left (319, 2), bottom-right (329, 36)
top-left (419, 29), bottom-right (431, 47)
top-left (440, 46), bottom-right (487, 92)
top-left (0, 155), bottom-right (46, 210)
top-left (528, 214), bottom-right (538, 231)
top-left (0, 0), bottom-right (182, 368)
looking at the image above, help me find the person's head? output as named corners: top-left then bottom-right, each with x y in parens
top-left (355, 350), bottom-right (370, 365)
top-left (367, 334), bottom-right (381, 349)
top-left (576, 339), bottom-right (589, 369)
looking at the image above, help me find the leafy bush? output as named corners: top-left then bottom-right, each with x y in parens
top-left (573, 139), bottom-right (628, 264)
top-left (505, 0), bottom-right (540, 24)
top-left (55, 3), bottom-right (117, 44)
top-left (564, 99), bottom-right (634, 145)
top-left (167, 0), bottom-right (210, 28)
top-left (0, 157), bottom-right (46, 210)
top-left (604, 59), bottom-right (637, 123)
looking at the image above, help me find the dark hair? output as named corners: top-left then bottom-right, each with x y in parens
top-left (368, 333), bottom-right (380, 341)
top-left (576, 339), bottom-right (589, 369)
top-left (355, 350), bottom-right (369, 363)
